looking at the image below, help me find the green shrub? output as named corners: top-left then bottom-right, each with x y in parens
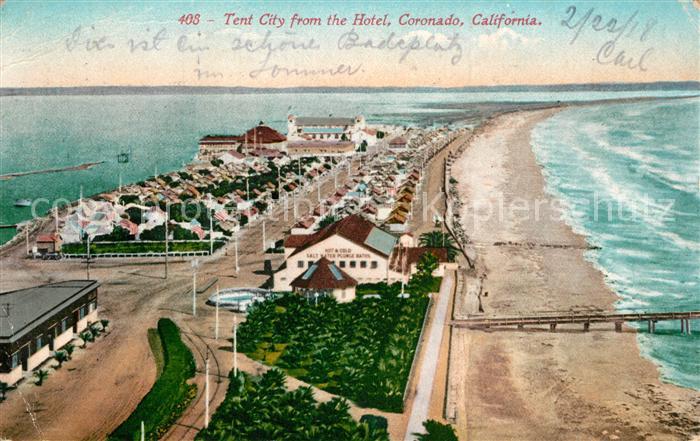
top-left (109, 318), bottom-right (196, 441)
top-left (415, 420), bottom-right (458, 441)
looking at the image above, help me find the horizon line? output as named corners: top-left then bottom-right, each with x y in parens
top-left (1, 80), bottom-right (699, 96)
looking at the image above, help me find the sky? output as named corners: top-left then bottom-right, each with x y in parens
top-left (0, 0), bottom-right (698, 88)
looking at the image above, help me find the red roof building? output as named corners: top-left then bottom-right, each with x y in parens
top-left (235, 124), bottom-right (287, 145)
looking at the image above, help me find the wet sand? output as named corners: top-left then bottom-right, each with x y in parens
top-left (449, 109), bottom-right (700, 440)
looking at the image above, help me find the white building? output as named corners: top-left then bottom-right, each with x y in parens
top-left (274, 214), bottom-right (403, 291)
top-left (287, 115), bottom-right (366, 143)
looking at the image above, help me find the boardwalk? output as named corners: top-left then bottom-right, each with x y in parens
top-left (404, 272), bottom-right (454, 441)
top-left (452, 311), bottom-right (699, 333)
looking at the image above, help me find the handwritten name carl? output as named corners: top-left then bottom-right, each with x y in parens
top-left (561, 6), bottom-right (656, 71)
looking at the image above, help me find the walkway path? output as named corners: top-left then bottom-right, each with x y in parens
top-left (404, 272), bottom-right (454, 440)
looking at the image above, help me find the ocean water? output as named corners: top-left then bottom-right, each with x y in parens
top-left (531, 98), bottom-right (700, 390)
top-left (2, 88), bottom-right (697, 245)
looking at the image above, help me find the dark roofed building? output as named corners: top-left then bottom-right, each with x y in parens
top-left (0, 280), bottom-right (100, 385)
top-left (291, 257), bottom-right (357, 303)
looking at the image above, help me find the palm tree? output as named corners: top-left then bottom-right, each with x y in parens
top-left (0, 381), bottom-right (9, 401)
top-left (63, 342), bottom-right (75, 359)
top-left (34, 369), bottom-right (49, 386)
top-left (80, 330), bottom-right (93, 348)
top-left (53, 350), bottom-right (69, 368)
top-left (419, 231), bottom-right (458, 261)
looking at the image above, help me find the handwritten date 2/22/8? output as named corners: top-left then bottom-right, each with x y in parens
top-left (561, 6), bottom-right (655, 72)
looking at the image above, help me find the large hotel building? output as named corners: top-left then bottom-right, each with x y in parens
top-left (274, 215), bottom-right (450, 301)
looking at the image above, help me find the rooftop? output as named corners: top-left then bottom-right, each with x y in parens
top-left (293, 116), bottom-right (357, 126)
top-left (291, 257), bottom-right (357, 290)
top-left (285, 214), bottom-right (397, 258)
top-left (0, 280), bottom-right (99, 341)
top-left (235, 124), bottom-right (287, 144)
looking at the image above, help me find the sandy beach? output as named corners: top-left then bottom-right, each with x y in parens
top-left (448, 109), bottom-right (700, 440)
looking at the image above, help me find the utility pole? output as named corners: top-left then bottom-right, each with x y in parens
top-left (234, 231), bottom-right (240, 274)
top-left (246, 176), bottom-right (250, 202)
top-left (164, 208), bottom-right (169, 279)
top-left (204, 353), bottom-right (210, 429)
top-left (209, 208), bottom-right (214, 255)
top-left (215, 286), bottom-right (220, 340)
top-left (86, 234), bottom-right (91, 280)
top-left (277, 166), bottom-right (281, 200)
top-left (140, 421), bottom-right (145, 441)
top-left (262, 220), bottom-right (266, 253)
top-left (191, 259), bottom-right (199, 316)
top-left (233, 316), bottom-right (238, 376)
top-left (293, 190), bottom-right (298, 218)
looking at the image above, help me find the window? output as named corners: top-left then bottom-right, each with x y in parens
top-left (371, 261), bottom-right (378, 269)
top-left (79, 305), bottom-right (87, 320)
top-left (360, 261), bottom-right (367, 268)
top-left (10, 352), bottom-right (20, 369)
top-left (297, 261), bottom-right (304, 268)
top-left (339, 261), bottom-right (346, 268)
top-left (308, 261), bottom-right (313, 267)
top-left (350, 261), bottom-right (356, 268)
top-left (36, 335), bottom-right (44, 350)
top-left (89, 300), bottom-right (97, 313)
top-left (61, 317), bottom-right (69, 333)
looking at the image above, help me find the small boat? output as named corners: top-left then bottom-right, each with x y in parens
top-left (14, 199), bottom-right (31, 207)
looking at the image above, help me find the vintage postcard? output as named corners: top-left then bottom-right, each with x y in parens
top-left (0, 1), bottom-right (698, 440)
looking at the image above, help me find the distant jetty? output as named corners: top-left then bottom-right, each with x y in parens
top-left (0, 161), bottom-right (104, 181)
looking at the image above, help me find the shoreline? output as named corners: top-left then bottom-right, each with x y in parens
top-left (449, 108), bottom-right (699, 439)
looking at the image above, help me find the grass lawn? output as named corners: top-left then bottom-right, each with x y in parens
top-left (62, 240), bottom-right (224, 255)
top-left (237, 279), bottom-right (436, 412)
top-left (109, 318), bottom-right (196, 441)
top-left (197, 369), bottom-right (389, 441)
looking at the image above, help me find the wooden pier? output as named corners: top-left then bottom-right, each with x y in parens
top-left (452, 311), bottom-right (699, 334)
